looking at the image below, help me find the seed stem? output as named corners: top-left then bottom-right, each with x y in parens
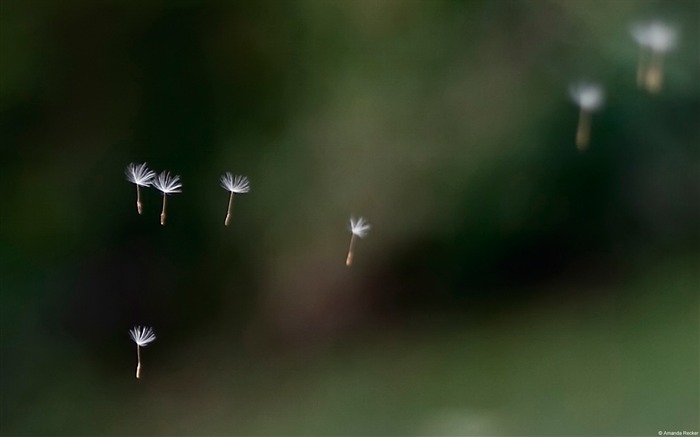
top-left (576, 108), bottom-right (591, 151)
top-left (136, 345), bottom-right (142, 379)
top-left (160, 195), bottom-right (167, 226)
top-left (224, 192), bottom-right (234, 226)
top-left (136, 185), bottom-right (143, 215)
top-left (645, 51), bottom-right (664, 93)
top-left (346, 234), bottom-right (357, 266)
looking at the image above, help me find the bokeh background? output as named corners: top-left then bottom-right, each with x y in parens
top-left (1, 0), bottom-right (698, 435)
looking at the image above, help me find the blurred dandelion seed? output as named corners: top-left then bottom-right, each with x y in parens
top-left (129, 326), bottom-right (156, 379)
top-left (152, 171), bottom-right (182, 225)
top-left (220, 173), bottom-right (250, 226)
top-left (346, 216), bottom-right (370, 266)
top-left (631, 21), bottom-right (678, 93)
top-left (125, 163), bottom-right (155, 215)
top-left (569, 83), bottom-right (604, 151)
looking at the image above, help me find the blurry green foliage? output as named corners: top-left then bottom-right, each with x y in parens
top-left (1, 0), bottom-right (698, 435)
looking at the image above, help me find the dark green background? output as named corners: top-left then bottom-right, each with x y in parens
top-left (1, 0), bottom-right (698, 435)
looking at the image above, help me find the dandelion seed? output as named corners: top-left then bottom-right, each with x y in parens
top-left (125, 163), bottom-right (155, 215)
top-left (152, 171), bottom-right (182, 225)
top-left (346, 216), bottom-right (370, 266)
top-left (220, 173), bottom-right (250, 226)
top-left (129, 326), bottom-right (156, 379)
top-left (569, 82), bottom-right (605, 151)
top-left (631, 21), bottom-right (678, 93)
